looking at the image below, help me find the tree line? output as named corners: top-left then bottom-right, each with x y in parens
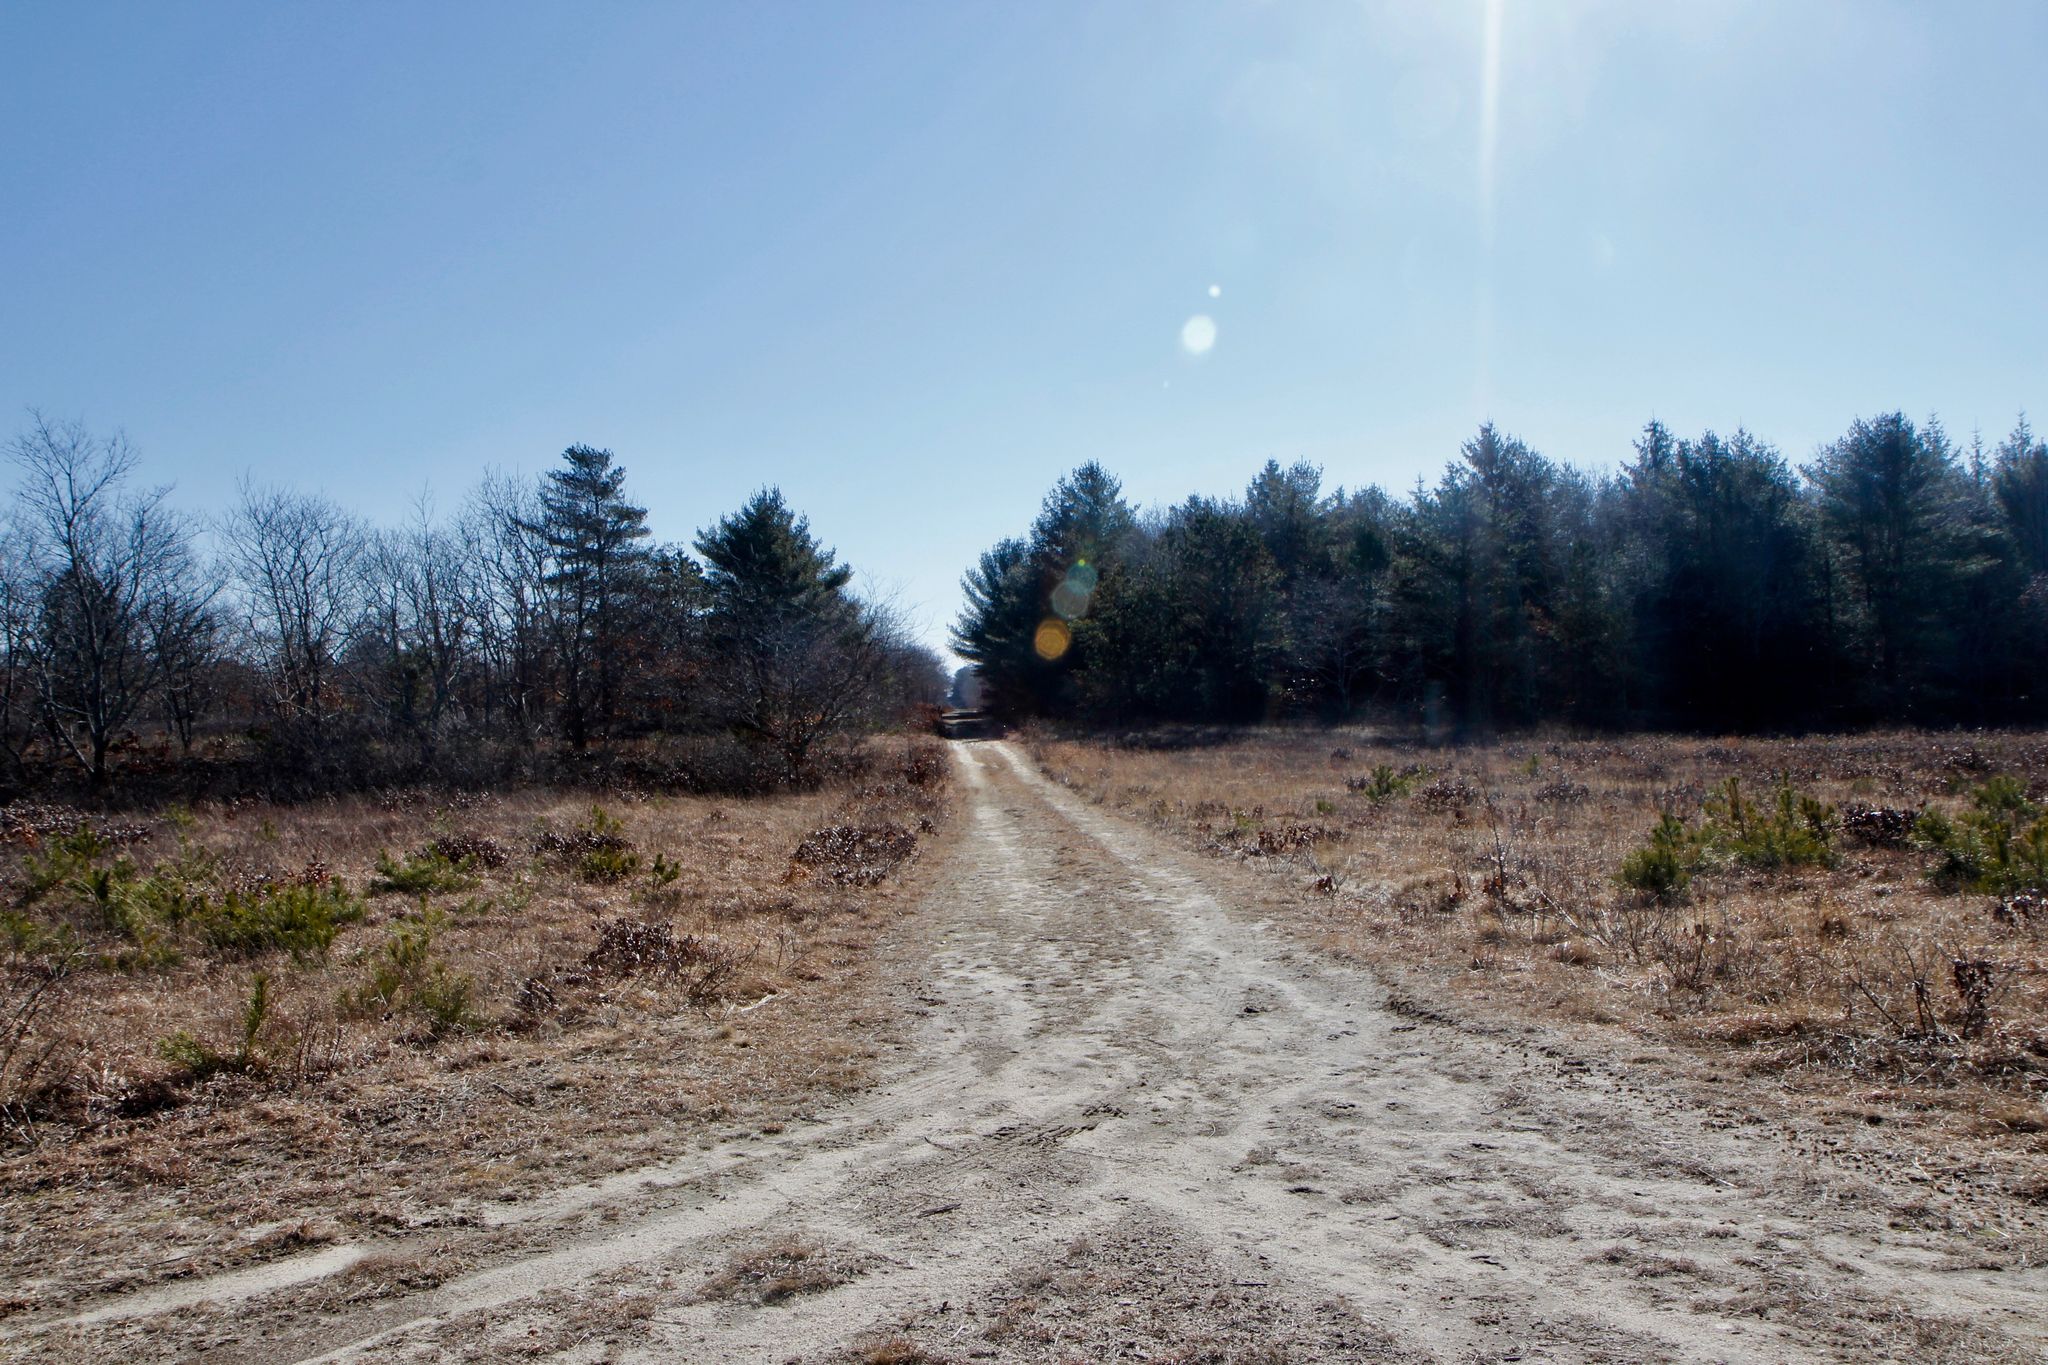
top-left (954, 413), bottom-right (2048, 734)
top-left (0, 414), bottom-right (943, 797)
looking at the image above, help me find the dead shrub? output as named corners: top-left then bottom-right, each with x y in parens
top-left (1250, 823), bottom-right (1340, 857)
top-left (1842, 803), bottom-right (1920, 848)
top-left (514, 973), bottom-right (558, 1019)
top-left (533, 807), bottom-right (634, 862)
top-left (1995, 891), bottom-right (2045, 928)
top-left (790, 823), bottom-right (917, 885)
top-left (427, 833), bottom-right (507, 869)
top-left (586, 917), bottom-right (697, 975)
top-left (534, 807), bottom-right (641, 883)
top-left (0, 804), bottom-right (153, 850)
top-left (1416, 775), bottom-right (1480, 812)
top-left (1533, 777), bottom-right (1591, 804)
top-left (899, 743), bottom-right (948, 789)
top-left (585, 917), bottom-right (753, 1004)
top-left (695, 1235), bottom-right (859, 1305)
top-left (1, 959), bottom-right (84, 1141)
top-left (860, 1339), bottom-right (944, 1365)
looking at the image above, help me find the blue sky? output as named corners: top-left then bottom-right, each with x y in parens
top-left (3, 1), bottom-right (2043, 661)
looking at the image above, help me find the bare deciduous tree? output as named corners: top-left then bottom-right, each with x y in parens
top-left (357, 499), bottom-right (469, 765)
top-left (8, 415), bottom-right (209, 782)
top-left (465, 472), bottom-right (555, 742)
top-left (221, 481), bottom-right (368, 738)
top-left (0, 532), bottom-right (41, 782)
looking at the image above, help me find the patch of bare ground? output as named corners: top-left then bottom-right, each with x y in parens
top-left (1027, 727), bottom-right (2048, 1228)
top-left (834, 1217), bottom-right (1423, 1365)
top-left (0, 737), bottom-right (954, 1324)
top-left (696, 1233), bottom-right (872, 1306)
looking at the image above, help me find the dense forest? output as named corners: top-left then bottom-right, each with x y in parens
top-left (955, 413), bottom-right (2048, 735)
top-left (0, 415), bottom-right (944, 799)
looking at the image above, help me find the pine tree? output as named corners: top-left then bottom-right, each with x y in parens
top-left (1805, 414), bottom-right (1974, 717)
top-left (951, 537), bottom-right (1043, 716)
top-left (695, 489), bottom-right (877, 781)
top-left (520, 445), bottom-right (650, 747)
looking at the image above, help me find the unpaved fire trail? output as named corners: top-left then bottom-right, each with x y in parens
top-left (18, 741), bottom-right (2047, 1363)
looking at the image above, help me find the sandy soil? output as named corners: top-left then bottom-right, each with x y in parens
top-left (9, 740), bottom-right (2046, 1363)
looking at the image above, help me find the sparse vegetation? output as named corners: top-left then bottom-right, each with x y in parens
top-left (535, 805), bottom-right (644, 883)
top-left (1347, 763), bottom-right (1419, 804)
top-left (198, 878), bottom-right (365, 960)
top-left (1030, 727), bottom-right (2048, 1152)
top-left (1914, 775), bottom-right (2048, 895)
top-left (368, 846), bottom-right (481, 896)
top-left (0, 737), bottom-right (953, 1315)
top-left (341, 911), bottom-right (476, 1038)
top-left (696, 1235), bottom-right (864, 1305)
top-left (1618, 812), bottom-right (1699, 901)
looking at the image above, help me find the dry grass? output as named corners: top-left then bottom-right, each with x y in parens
top-left (1029, 726), bottom-right (2048, 1184)
top-left (694, 1233), bottom-right (867, 1305)
top-left (0, 737), bottom-right (953, 1316)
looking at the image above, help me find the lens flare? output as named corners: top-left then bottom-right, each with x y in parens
top-left (1180, 314), bottom-right (1218, 355)
top-left (1033, 618), bottom-right (1072, 661)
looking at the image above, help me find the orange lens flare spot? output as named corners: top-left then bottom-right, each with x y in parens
top-left (1033, 618), bottom-right (1072, 661)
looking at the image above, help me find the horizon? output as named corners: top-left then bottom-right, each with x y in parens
top-left (5, 1), bottom-right (2044, 668)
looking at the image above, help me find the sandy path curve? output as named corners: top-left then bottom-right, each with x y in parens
top-left (18, 740), bottom-right (2047, 1362)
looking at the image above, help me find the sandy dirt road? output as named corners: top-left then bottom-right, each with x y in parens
top-left (18, 741), bottom-right (2048, 1362)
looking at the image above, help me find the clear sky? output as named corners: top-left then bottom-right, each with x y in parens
top-left (4, 1), bottom-right (2043, 662)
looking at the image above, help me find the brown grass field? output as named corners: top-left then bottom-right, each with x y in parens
top-left (1027, 726), bottom-right (2048, 1203)
top-left (0, 738), bottom-right (953, 1319)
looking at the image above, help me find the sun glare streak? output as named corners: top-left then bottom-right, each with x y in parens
top-left (1475, 0), bottom-right (1503, 410)
top-left (1478, 0), bottom-right (1503, 248)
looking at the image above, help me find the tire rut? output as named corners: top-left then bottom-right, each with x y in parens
top-left (19, 740), bottom-right (2048, 1364)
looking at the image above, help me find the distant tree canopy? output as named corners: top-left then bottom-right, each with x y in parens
top-left (0, 420), bottom-right (945, 797)
top-left (954, 414), bottom-right (2048, 734)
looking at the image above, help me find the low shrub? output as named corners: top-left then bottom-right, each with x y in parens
top-left (1, 907), bottom-right (78, 959)
top-left (1347, 764), bottom-right (1420, 804)
top-left (790, 823), bottom-right (916, 885)
top-left (158, 972), bottom-right (271, 1081)
top-left (1702, 777), bottom-right (1834, 870)
top-left (1915, 775), bottom-right (2048, 895)
top-left (578, 843), bottom-right (641, 883)
top-left (200, 880), bottom-right (365, 961)
top-left (536, 806), bottom-right (641, 882)
top-left (1618, 777), bottom-right (1833, 898)
top-left (369, 847), bottom-right (480, 896)
top-left (426, 833), bottom-right (507, 869)
top-left (19, 829), bottom-right (117, 905)
top-left (342, 913), bottom-right (474, 1038)
top-left (1619, 812), bottom-right (1701, 901)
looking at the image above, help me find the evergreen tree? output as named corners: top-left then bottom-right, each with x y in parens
top-left (1994, 417), bottom-right (2048, 575)
top-left (1619, 426), bottom-right (1819, 728)
top-left (520, 444), bottom-right (651, 747)
top-left (695, 489), bottom-right (879, 781)
top-left (1806, 414), bottom-right (1977, 717)
top-left (951, 537), bottom-right (1045, 716)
